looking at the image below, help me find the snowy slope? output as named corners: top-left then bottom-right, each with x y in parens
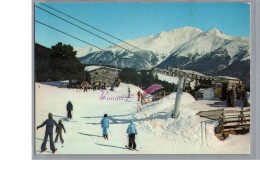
top-left (35, 82), bottom-right (249, 154)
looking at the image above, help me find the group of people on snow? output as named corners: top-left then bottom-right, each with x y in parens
top-left (110, 76), bottom-right (121, 91)
top-left (227, 88), bottom-right (250, 107)
top-left (37, 100), bottom-right (139, 153)
top-left (37, 113), bottom-right (66, 154)
top-left (37, 101), bottom-right (72, 153)
top-left (100, 114), bottom-right (138, 150)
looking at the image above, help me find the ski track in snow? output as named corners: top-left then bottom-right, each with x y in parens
top-left (35, 83), bottom-right (249, 154)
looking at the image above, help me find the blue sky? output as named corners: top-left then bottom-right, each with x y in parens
top-left (35, 3), bottom-right (250, 48)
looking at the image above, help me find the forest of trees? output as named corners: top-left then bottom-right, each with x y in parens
top-left (35, 42), bottom-right (85, 82)
top-left (35, 42), bottom-right (174, 92)
top-left (119, 68), bottom-right (175, 92)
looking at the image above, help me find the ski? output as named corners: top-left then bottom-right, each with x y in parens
top-left (125, 145), bottom-right (139, 151)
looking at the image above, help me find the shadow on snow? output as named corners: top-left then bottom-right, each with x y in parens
top-left (95, 143), bottom-right (127, 150)
top-left (78, 132), bottom-right (103, 138)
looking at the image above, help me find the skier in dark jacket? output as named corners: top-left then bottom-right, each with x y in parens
top-left (126, 120), bottom-right (138, 150)
top-left (66, 101), bottom-right (73, 120)
top-left (55, 119), bottom-right (66, 144)
top-left (37, 113), bottom-right (58, 153)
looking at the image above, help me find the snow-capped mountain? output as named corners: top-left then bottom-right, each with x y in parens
top-left (158, 28), bottom-right (250, 69)
top-left (75, 26), bottom-right (250, 86)
top-left (76, 27), bottom-right (204, 69)
top-left (156, 28), bottom-right (250, 87)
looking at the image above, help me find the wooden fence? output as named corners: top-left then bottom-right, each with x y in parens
top-left (215, 107), bottom-right (250, 140)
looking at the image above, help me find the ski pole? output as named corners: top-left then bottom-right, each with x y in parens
top-left (136, 134), bottom-right (142, 149)
top-left (108, 128), bottom-right (112, 137)
top-left (99, 127), bottom-right (102, 135)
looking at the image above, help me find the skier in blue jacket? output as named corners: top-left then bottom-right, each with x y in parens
top-left (126, 120), bottom-right (137, 150)
top-left (37, 113), bottom-right (58, 153)
top-left (101, 114), bottom-right (110, 140)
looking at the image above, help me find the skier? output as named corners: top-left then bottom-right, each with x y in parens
top-left (115, 76), bottom-right (121, 87)
top-left (66, 101), bottom-right (73, 120)
top-left (110, 82), bottom-right (115, 91)
top-left (244, 91), bottom-right (250, 107)
top-left (101, 114), bottom-right (110, 140)
top-left (137, 91), bottom-right (141, 101)
top-left (37, 113), bottom-right (58, 153)
top-left (84, 83), bottom-right (88, 92)
top-left (55, 119), bottom-right (66, 144)
top-left (92, 81), bottom-right (97, 91)
top-left (101, 82), bottom-right (106, 90)
top-left (128, 87), bottom-right (131, 98)
top-left (126, 120), bottom-right (138, 150)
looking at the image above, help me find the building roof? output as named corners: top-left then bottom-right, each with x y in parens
top-left (84, 66), bottom-right (103, 72)
top-left (216, 76), bottom-right (239, 80)
top-left (84, 65), bottom-right (122, 72)
top-left (179, 69), bottom-right (207, 77)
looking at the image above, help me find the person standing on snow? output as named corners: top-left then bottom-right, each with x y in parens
top-left (126, 120), bottom-right (138, 150)
top-left (128, 87), bottom-right (131, 98)
top-left (137, 91), bottom-right (141, 101)
top-left (37, 113), bottom-right (58, 153)
top-left (231, 87), bottom-right (237, 107)
top-left (101, 114), bottom-right (110, 140)
top-left (55, 119), bottom-right (66, 144)
top-left (84, 83), bottom-right (88, 92)
top-left (66, 101), bottom-right (73, 120)
top-left (244, 91), bottom-right (250, 107)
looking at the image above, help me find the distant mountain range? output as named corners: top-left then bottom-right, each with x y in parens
top-left (74, 27), bottom-right (250, 88)
top-left (36, 26), bottom-right (250, 88)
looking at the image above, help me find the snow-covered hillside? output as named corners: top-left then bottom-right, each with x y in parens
top-left (35, 82), bottom-right (249, 154)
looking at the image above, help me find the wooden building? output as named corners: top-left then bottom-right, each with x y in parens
top-left (213, 76), bottom-right (244, 100)
top-left (84, 65), bottom-right (121, 88)
top-left (153, 67), bottom-right (245, 100)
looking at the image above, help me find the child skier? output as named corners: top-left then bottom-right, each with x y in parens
top-left (55, 119), bottom-right (66, 144)
top-left (37, 113), bottom-right (58, 153)
top-left (101, 114), bottom-right (110, 140)
top-left (126, 120), bottom-right (138, 150)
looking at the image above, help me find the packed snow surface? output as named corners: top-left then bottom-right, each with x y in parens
top-left (35, 82), bottom-right (249, 154)
top-left (198, 88), bottom-right (215, 100)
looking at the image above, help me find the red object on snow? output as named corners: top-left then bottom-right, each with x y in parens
top-left (142, 85), bottom-right (163, 98)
